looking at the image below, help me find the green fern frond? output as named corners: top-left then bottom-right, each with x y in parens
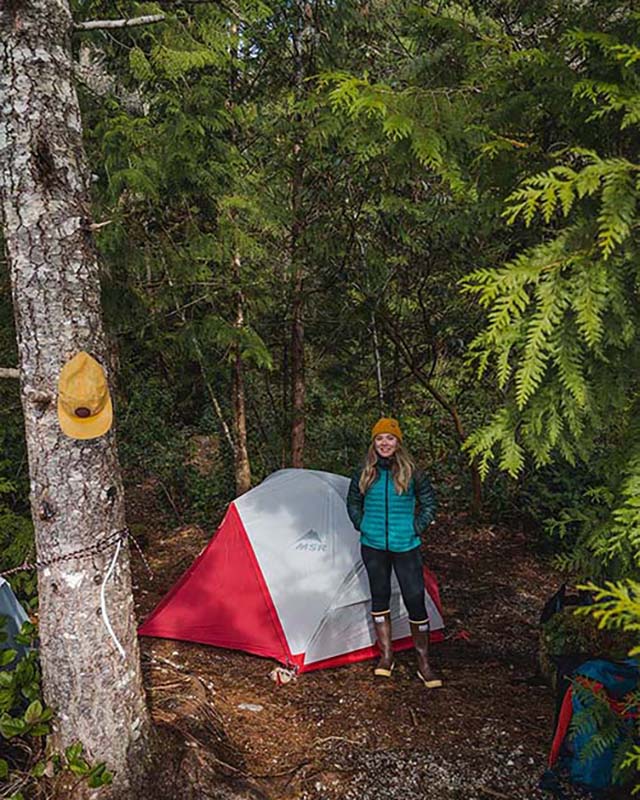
top-left (551, 328), bottom-right (588, 408)
top-left (577, 580), bottom-right (640, 633)
top-left (502, 152), bottom-right (638, 258)
top-left (573, 79), bottom-right (640, 129)
top-left (410, 126), bottom-right (445, 170)
top-left (462, 407), bottom-right (512, 480)
top-left (498, 429), bottom-right (525, 477)
top-left (598, 168), bottom-right (637, 258)
top-left (610, 43), bottom-right (640, 67)
top-left (381, 113), bottom-right (414, 140)
top-left (515, 277), bottom-right (568, 408)
top-left (129, 47), bottom-right (154, 82)
top-left (486, 285), bottom-right (531, 334)
top-left (567, 262), bottom-right (608, 349)
top-left (151, 45), bottom-right (223, 79)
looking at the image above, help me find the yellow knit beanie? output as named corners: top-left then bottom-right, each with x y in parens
top-left (371, 417), bottom-right (403, 442)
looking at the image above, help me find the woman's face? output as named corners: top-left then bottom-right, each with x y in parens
top-left (374, 433), bottom-right (398, 459)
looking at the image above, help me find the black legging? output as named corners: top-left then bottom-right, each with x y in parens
top-left (361, 544), bottom-right (428, 622)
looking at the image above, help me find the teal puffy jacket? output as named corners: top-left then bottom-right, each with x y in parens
top-left (346, 458), bottom-right (437, 552)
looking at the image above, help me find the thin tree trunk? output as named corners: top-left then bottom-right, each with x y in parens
top-left (389, 342), bottom-right (400, 409)
top-left (371, 312), bottom-right (385, 415)
top-left (191, 330), bottom-right (237, 457)
top-left (281, 339), bottom-right (289, 468)
top-left (232, 252), bottom-right (251, 495)
top-left (233, 343), bottom-right (251, 493)
top-left (0, 3), bottom-right (151, 797)
top-left (228, 24), bottom-right (251, 495)
top-left (289, 4), bottom-right (307, 469)
top-left (290, 260), bottom-right (305, 467)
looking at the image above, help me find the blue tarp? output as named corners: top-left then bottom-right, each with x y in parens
top-left (0, 577), bottom-right (29, 665)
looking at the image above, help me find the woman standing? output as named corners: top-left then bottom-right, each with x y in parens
top-left (347, 417), bottom-right (442, 688)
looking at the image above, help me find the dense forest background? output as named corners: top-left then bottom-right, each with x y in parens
top-left (2, 0), bottom-right (640, 592)
top-left (2, 1), bottom-right (640, 796)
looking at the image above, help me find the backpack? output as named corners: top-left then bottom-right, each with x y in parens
top-left (548, 658), bottom-right (640, 791)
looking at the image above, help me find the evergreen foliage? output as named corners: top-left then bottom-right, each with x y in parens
top-left (1, 0), bottom-right (639, 788)
top-left (456, 7), bottom-right (640, 577)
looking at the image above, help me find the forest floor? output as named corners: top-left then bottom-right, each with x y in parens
top-left (128, 482), bottom-right (602, 800)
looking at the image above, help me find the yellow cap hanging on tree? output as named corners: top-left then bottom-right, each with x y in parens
top-left (371, 417), bottom-right (403, 442)
top-left (57, 352), bottom-right (113, 440)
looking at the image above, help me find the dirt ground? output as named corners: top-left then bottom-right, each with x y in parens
top-left (128, 486), bottom-right (597, 800)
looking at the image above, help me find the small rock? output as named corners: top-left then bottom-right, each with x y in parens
top-left (237, 702), bottom-right (263, 712)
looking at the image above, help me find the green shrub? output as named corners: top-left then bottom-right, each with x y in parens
top-left (0, 620), bottom-right (112, 798)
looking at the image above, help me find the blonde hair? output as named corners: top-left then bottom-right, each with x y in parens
top-left (359, 442), bottom-right (415, 495)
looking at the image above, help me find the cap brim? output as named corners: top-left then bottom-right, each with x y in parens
top-left (57, 395), bottom-right (113, 440)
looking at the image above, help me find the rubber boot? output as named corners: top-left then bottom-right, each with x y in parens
top-left (372, 612), bottom-right (394, 677)
top-left (410, 620), bottom-right (442, 688)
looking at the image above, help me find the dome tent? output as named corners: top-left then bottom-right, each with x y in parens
top-left (139, 469), bottom-right (444, 672)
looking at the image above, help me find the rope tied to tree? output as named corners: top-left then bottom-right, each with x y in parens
top-left (0, 527), bottom-right (153, 660)
top-left (0, 526), bottom-right (153, 579)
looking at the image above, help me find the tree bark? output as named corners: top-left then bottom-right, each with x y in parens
top-left (290, 258), bottom-right (305, 468)
top-left (280, 340), bottom-right (289, 468)
top-left (370, 311), bottom-right (385, 416)
top-left (228, 25), bottom-right (251, 495)
top-left (289, 4), bottom-right (308, 469)
top-left (0, 2), bottom-right (151, 797)
top-left (232, 253), bottom-right (251, 495)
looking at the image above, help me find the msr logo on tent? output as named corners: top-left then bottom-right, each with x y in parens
top-left (294, 529), bottom-right (327, 552)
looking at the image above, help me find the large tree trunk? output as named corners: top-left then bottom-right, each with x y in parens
top-left (0, 2), bottom-right (151, 797)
